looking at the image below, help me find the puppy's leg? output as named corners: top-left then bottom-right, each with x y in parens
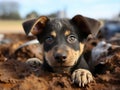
top-left (72, 56), bottom-right (93, 87)
top-left (72, 69), bottom-right (93, 87)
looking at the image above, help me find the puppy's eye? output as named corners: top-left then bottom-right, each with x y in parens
top-left (67, 35), bottom-right (77, 43)
top-left (45, 36), bottom-right (54, 44)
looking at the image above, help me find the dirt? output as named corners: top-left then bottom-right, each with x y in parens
top-left (0, 33), bottom-right (120, 90)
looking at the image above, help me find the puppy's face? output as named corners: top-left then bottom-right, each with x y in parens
top-left (36, 19), bottom-right (85, 68)
top-left (22, 15), bottom-right (101, 72)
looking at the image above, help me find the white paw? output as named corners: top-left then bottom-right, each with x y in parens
top-left (72, 69), bottom-right (93, 87)
top-left (26, 58), bottom-right (43, 68)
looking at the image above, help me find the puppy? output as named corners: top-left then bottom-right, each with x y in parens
top-left (22, 15), bottom-right (101, 87)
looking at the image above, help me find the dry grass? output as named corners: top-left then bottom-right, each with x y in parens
top-left (0, 20), bottom-right (24, 33)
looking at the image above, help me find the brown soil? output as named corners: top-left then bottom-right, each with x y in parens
top-left (0, 33), bottom-right (120, 90)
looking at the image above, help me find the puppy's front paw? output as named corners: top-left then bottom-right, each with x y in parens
top-left (26, 58), bottom-right (43, 68)
top-left (72, 69), bottom-right (93, 87)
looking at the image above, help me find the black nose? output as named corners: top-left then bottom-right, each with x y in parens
top-left (54, 53), bottom-right (67, 63)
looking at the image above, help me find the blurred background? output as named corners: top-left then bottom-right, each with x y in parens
top-left (0, 0), bottom-right (120, 40)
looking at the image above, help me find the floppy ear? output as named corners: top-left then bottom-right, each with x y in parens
top-left (71, 15), bottom-right (101, 39)
top-left (22, 16), bottom-right (49, 35)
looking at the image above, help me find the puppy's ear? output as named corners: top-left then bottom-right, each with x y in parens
top-left (22, 16), bottom-right (49, 35)
top-left (71, 15), bottom-right (102, 39)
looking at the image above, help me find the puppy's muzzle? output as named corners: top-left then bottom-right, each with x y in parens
top-left (53, 46), bottom-right (68, 63)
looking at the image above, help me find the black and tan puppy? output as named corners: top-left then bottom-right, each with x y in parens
top-left (22, 15), bottom-right (101, 87)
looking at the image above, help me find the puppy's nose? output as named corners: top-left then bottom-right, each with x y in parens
top-left (54, 52), bottom-right (67, 63)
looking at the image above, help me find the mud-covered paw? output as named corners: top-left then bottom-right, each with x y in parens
top-left (25, 58), bottom-right (43, 68)
top-left (72, 69), bottom-right (93, 87)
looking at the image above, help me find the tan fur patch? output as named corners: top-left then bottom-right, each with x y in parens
top-left (79, 43), bottom-right (85, 56)
top-left (44, 50), bottom-right (56, 66)
top-left (31, 16), bottom-right (48, 35)
top-left (64, 47), bottom-right (80, 66)
top-left (51, 31), bottom-right (56, 37)
top-left (64, 30), bottom-right (71, 36)
top-left (39, 16), bottom-right (48, 25)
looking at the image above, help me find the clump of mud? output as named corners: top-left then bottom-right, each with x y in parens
top-left (0, 34), bottom-right (120, 90)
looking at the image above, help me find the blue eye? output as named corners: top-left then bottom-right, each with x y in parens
top-left (45, 36), bottom-right (54, 44)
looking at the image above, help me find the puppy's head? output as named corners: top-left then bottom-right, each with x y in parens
top-left (22, 15), bottom-right (101, 72)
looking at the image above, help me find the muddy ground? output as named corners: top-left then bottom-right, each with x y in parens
top-left (0, 33), bottom-right (120, 90)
